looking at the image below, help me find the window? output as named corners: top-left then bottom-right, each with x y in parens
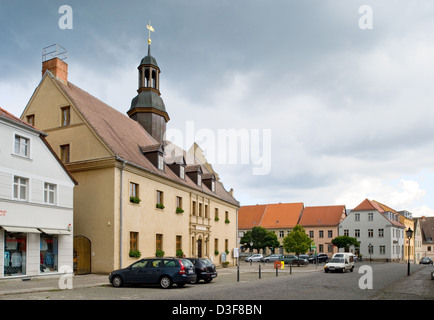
top-left (14, 135), bottom-right (29, 157)
top-left (378, 229), bottom-right (384, 238)
top-left (368, 212), bottom-right (373, 221)
top-left (309, 231), bottom-right (314, 238)
top-left (176, 235), bottom-right (182, 252)
top-left (60, 144), bottom-right (70, 163)
top-left (368, 229), bottom-right (373, 238)
top-left (176, 196), bottom-right (183, 210)
top-left (319, 230), bottom-right (324, 238)
top-left (197, 173), bottom-right (202, 187)
top-left (355, 213), bottom-right (360, 221)
top-left (319, 244), bottom-right (324, 252)
top-left (44, 183), bottom-right (56, 205)
top-left (158, 154), bottom-right (164, 171)
top-left (192, 201), bottom-right (197, 216)
top-left (205, 204), bottom-right (209, 218)
top-left (4, 232), bottom-right (27, 276)
top-left (279, 231), bottom-right (284, 238)
top-left (355, 229), bottom-right (360, 238)
top-left (225, 211), bottom-right (229, 222)
top-left (179, 165), bottom-right (185, 180)
top-left (129, 183), bottom-right (138, 197)
top-left (211, 180), bottom-right (215, 192)
top-left (344, 229), bottom-right (349, 236)
top-left (26, 115), bottom-right (35, 126)
top-left (225, 239), bottom-right (229, 253)
top-left (199, 203), bottom-right (203, 217)
top-left (156, 234), bottom-right (163, 252)
top-left (215, 208), bottom-right (219, 220)
top-left (368, 245), bottom-right (373, 255)
top-left (328, 230), bottom-right (333, 238)
top-left (379, 246), bottom-right (386, 255)
top-left (130, 232), bottom-right (138, 251)
top-left (13, 176), bottom-right (28, 201)
top-left (214, 238), bottom-right (218, 253)
top-left (61, 106), bottom-right (70, 126)
top-left (40, 234), bottom-right (58, 273)
top-left (156, 190), bottom-right (164, 207)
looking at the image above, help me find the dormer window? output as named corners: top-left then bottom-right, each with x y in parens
top-left (166, 155), bottom-right (186, 180)
top-left (202, 172), bottom-right (216, 193)
top-left (140, 143), bottom-right (164, 171)
top-left (185, 165), bottom-right (203, 187)
top-left (180, 165), bottom-right (185, 180)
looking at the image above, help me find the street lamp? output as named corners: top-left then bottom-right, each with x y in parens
top-left (406, 228), bottom-right (413, 276)
top-left (368, 243), bottom-right (373, 262)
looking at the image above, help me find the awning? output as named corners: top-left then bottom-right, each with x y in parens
top-left (1, 226), bottom-right (41, 233)
top-left (39, 228), bottom-right (71, 235)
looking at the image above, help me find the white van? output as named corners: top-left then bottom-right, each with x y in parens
top-left (324, 253), bottom-right (355, 273)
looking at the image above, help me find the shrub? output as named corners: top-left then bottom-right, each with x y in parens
top-left (130, 196), bottom-right (141, 204)
top-left (129, 249), bottom-right (141, 258)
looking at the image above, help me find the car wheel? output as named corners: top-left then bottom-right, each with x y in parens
top-left (160, 276), bottom-right (173, 289)
top-left (111, 275), bottom-right (123, 288)
top-left (350, 266), bottom-right (354, 272)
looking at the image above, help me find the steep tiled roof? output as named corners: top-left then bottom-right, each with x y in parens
top-left (420, 217), bottom-right (434, 243)
top-left (238, 204), bottom-right (267, 229)
top-left (238, 203), bottom-right (304, 229)
top-left (52, 77), bottom-right (239, 206)
top-left (299, 205), bottom-right (346, 227)
top-left (352, 199), bottom-right (405, 228)
top-left (0, 107), bottom-right (42, 134)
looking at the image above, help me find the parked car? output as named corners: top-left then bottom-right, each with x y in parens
top-left (245, 254), bottom-right (263, 262)
top-left (187, 258), bottom-right (218, 283)
top-left (109, 257), bottom-right (196, 289)
top-left (261, 254), bottom-right (281, 263)
top-left (279, 255), bottom-right (309, 266)
top-left (308, 253), bottom-right (329, 263)
top-left (324, 253), bottom-right (355, 273)
top-left (299, 254), bottom-right (310, 261)
top-left (419, 256), bottom-right (433, 265)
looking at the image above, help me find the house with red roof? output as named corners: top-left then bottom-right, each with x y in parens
top-left (340, 199), bottom-right (406, 261)
top-left (298, 205), bottom-right (346, 255)
top-left (238, 203), bottom-right (304, 254)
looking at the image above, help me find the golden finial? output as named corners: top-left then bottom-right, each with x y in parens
top-left (146, 21), bottom-right (155, 45)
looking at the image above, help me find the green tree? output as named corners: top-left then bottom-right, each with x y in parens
top-left (331, 235), bottom-right (360, 251)
top-left (241, 227), bottom-right (280, 253)
top-left (283, 225), bottom-right (312, 255)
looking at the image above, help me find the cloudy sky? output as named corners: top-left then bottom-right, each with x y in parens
top-left (1, 0), bottom-right (434, 217)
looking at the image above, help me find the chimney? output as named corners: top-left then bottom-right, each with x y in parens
top-left (42, 44), bottom-right (68, 83)
top-left (42, 57), bottom-right (68, 83)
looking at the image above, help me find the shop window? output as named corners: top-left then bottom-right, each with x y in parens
top-left (40, 234), bottom-right (58, 273)
top-left (4, 232), bottom-right (27, 276)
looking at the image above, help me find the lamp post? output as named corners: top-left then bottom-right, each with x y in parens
top-left (368, 243), bottom-right (372, 262)
top-left (406, 228), bottom-right (413, 276)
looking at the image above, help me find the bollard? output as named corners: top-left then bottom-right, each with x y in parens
top-left (259, 265), bottom-right (261, 279)
top-left (276, 266), bottom-right (278, 277)
top-left (237, 265), bottom-right (240, 282)
top-left (290, 263), bottom-right (292, 274)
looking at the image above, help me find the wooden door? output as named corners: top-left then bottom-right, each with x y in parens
top-left (73, 236), bottom-right (91, 275)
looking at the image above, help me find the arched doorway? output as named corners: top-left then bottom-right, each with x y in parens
top-left (73, 236), bottom-right (91, 275)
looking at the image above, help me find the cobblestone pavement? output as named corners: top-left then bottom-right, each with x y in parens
top-left (0, 262), bottom-right (432, 300)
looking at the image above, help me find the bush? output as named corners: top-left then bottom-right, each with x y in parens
top-left (176, 249), bottom-right (184, 258)
top-left (130, 196), bottom-right (141, 204)
top-left (156, 203), bottom-right (165, 209)
top-left (156, 249), bottom-right (165, 257)
top-left (129, 249), bottom-right (141, 258)
top-left (176, 207), bottom-right (184, 214)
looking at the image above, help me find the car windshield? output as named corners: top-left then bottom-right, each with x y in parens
top-left (200, 259), bottom-right (213, 266)
top-left (330, 258), bottom-right (344, 263)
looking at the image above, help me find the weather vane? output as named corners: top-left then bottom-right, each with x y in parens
top-left (147, 21), bottom-right (155, 45)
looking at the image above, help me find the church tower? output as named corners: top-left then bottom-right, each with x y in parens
top-left (127, 22), bottom-right (169, 143)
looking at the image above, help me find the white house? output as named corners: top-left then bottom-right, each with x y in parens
top-left (0, 107), bottom-right (76, 279)
top-left (339, 199), bottom-right (405, 261)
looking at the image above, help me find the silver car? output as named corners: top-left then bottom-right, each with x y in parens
top-left (245, 254), bottom-right (263, 262)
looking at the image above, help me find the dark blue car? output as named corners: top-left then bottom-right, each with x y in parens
top-left (109, 257), bottom-right (197, 289)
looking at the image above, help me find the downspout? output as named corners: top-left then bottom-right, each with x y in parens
top-left (119, 159), bottom-right (126, 269)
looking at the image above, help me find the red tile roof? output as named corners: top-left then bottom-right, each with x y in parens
top-left (238, 203), bottom-right (304, 229)
top-left (298, 205), bottom-right (346, 227)
top-left (353, 199), bottom-right (405, 228)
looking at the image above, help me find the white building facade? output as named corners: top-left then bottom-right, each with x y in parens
top-left (339, 199), bottom-right (405, 261)
top-left (0, 108), bottom-right (76, 279)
